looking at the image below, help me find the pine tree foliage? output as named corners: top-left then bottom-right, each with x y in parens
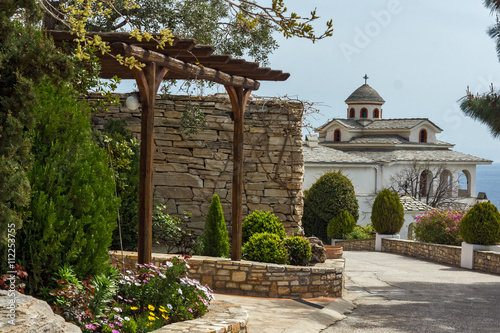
top-left (371, 189), bottom-right (404, 234)
top-left (202, 194), bottom-right (230, 257)
top-left (302, 171), bottom-right (359, 243)
top-left (459, 0), bottom-right (500, 137)
top-left (18, 82), bottom-right (118, 294)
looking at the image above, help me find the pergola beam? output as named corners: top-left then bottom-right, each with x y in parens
top-left (111, 42), bottom-right (260, 90)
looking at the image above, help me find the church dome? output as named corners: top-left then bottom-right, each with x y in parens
top-left (345, 84), bottom-right (385, 104)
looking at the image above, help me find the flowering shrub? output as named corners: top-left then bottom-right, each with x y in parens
top-left (51, 257), bottom-right (213, 332)
top-left (413, 210), bottom-right (466, 246)
top-left (0, 264), bottom-right (28, 294)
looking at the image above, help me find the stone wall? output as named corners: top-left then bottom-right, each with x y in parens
top-left (91, 94), bottom-right (304, 236)
top-left (474, 250), bottom-right (500, 274)
top-left (335, 239), bottom-right (375, 251)
top-left (111, 251), bottom-right (344, 299)
top-left (382, 239), bottom-right (461, 266)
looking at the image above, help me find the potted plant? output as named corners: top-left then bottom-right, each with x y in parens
top-left (371, 189), bottom-right (404, 251)
top-left (459, 202), bottom-right (500, 269)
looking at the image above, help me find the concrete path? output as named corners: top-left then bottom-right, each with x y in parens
top-left (326, 251), bottom-right (500, 333)
top-left (215, 293), bottom-right (354, 333)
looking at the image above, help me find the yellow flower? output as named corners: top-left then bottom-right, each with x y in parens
top-left (148, 304), bottom-right (155, 311)
top-left (146, 322), bottom-right (153, 327)
top-left (148, 316), bottom-right (156, 321)
top-left (159, 306), bottom-right (167, 313)
top-left (162, 313), bottom-right (169, 320)
top-left (130, 306), bottom-right (139, 311)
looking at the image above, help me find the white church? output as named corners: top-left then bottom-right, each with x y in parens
top-left (303, 81), bottom-right (492, 238)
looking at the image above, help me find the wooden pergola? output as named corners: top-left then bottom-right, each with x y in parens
top-left (49, 31), bottom-right (289, 263)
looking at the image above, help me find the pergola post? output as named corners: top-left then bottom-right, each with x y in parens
top-left (225, 86), bottom-right (252, 261)
top-left (133, 62), bottom-right (168, 264)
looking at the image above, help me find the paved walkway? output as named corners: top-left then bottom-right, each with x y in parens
top-left (217, 251), bottom-right (500, 333)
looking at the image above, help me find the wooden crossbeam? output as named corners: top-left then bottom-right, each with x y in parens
top-left (111, 42), bottom-right (260, 90)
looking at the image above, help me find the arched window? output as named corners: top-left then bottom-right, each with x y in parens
top-left (458, 170), bottom-right (471, 197)
top-left (349, 108), bottom-right (355, 118)
top-left (419, 170), bottom-right (434, 197)
top-left (373, 109), bottom-right (379, 118)
top-left (419, 129), bottom-right (427, 143)
top-left (334, 129), bottom-right (341, 142)
top-left (361, 108), bottom-right (368, 118)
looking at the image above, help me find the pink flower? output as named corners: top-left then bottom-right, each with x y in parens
top-left (85, 324), bottom-right (96, 330)
top-left (188, 308), bottom-right (193, 313)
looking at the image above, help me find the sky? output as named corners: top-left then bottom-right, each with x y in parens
top-left (115, 0), bottom-right (500, 163)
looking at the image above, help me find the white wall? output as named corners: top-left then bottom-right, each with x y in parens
top-left (408, 124), bottom-right (437, 143)
top-left (303, 164), bottom-right (378, 194)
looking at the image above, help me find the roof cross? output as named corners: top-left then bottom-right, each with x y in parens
top-left (363, 74), bottom-right (369, 84)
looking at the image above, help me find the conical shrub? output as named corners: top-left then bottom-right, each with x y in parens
top-left (460, 201), bottom-right (500, 245)
top-left (371, 189), bottom-right (404, 234)
top-left (202, 194), bottom-right (230, 257)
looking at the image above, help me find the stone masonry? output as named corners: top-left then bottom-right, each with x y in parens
top-left (91, 93), bottom-right (304, 236)
top-left (111, 251), bottom-right (344, 299)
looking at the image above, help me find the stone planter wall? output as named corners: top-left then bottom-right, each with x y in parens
top-left (111, 251), bottom-right (344, 299)
top-left (334, 239), bottom-right (375, 251)
top-left (473, 250), bottom-right (500, 274)
top-left (382, 239), bottom-right (461, 266)
top-left (91, 94), bottom-right (304, 235)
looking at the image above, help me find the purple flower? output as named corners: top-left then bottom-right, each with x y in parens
top-left (85, 323), bottom-right (96, 330)
top-left (188, 308), bottom-right (193, 313)
top-left (109, 323), bottom-right (115, 328)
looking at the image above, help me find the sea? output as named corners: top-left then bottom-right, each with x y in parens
top-left (476, 163), bottom-right (500, 208)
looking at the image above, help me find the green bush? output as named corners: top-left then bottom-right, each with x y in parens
top-left (202, 194), bottom-right (230, 257)
top-left (371, 189), bottom-right (404, 234)
top-left (242, 211), bottom-right (287, 245)
top-left (244, 232), bottom-right (288, 264)
top-left (17, 82), bottom-right (119, 294)
top-left (94, 119), bottom-right (140, 251)
top-left (345, 224), bottom-right (374, 240)
top-left (327, 211), bottom-right (356, 240)
top-left (302, 171), bottom-right (359, 243)
top-left (460, 202), bottom-right (500, 245)
top-left (283, 236), bottom-right (312, 266)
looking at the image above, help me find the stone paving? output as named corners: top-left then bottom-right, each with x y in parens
top-left (325, 251), bottom-right (500, 332)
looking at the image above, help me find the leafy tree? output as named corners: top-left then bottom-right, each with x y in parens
top-left (202, 194), bottom-right (230, 257)
top-left (40, 0), bottom-right (333, 67)
top-left (0, 1), bottom-right (73, 259)
top-left (302, 171), bottom-right (359, 243)
top-left (18, 82), bottom-right (119, 294)
top-left (460, 0), bottom-right (500, 134)
top-left (371, 189), bottom-right (404, 235)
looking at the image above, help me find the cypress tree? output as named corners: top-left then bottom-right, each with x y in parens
top-left (371, 189), bottom-right (404, 234)
top-left (18, 82), bottom-right (118, 294)
top-left (202, 194), bottom-right (230, 257)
